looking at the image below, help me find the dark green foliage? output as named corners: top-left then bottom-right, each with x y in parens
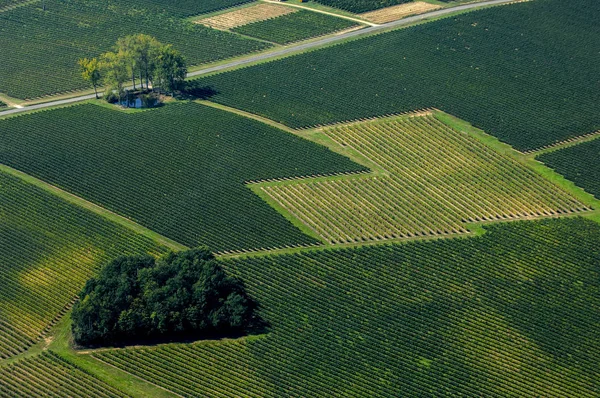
top-left (97, 218), bottom-right (600, 397)
top-left (199, 0), bottom-right (600, 151)
top-left (538, 138), bottom-right (600, 199)
top-left (232, 10), bottom-right (358, 44)
top-left (0, 101), bottom-right (6, 108)
top-left (0, 0), bottom-right (270, 99)
top-left (72, 248), bottom-right (260, 346)
top-left (0, 171), bottom-right (164, 359)
top-left (313, 0), bottom-right (410, 13)
top-left (0, 102), bottom-right (365, 251)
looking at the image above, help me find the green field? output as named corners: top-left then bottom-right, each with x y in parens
top-left (0, 171), bottom-right (164, 359)
top-left (537, 137), bottom-right (600, 200)
top-left (93, 218), bottom-right (600, 397)
top-left (0, 351), bottom-right (127, 397)
top-left (0, 0), bottom-right (270, 99)
top-left (313, 0), bottom-right (411, 13)
top-left (233, 10), bottom-right (359, 44)
top-left (199, 0), bottom-right (600, 151)
top-left (124, 0), bottom-right (255, 18)
top-left (262, 113), bottom-right (583, 243)
top-left (0, 102), bottom-right (365, 252)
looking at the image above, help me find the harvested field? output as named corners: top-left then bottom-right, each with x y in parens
top-left (261, 114), bottom-right (584, 244)
top-left (197, 3), bottom-right (297, 30)
top-left (360, 1), bottom-right (441, 23)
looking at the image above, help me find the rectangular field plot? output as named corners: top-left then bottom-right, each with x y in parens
top-left (197, 3), bottom-right (297, 30)
top-left (0, 0), bottom-right (270, 99)
top-left (0, 172), bottom-right (164, 359)
top-left (200, 0), bottom-right (600, 151)
top-left (537, 136), bottom-right (600, 200)
top-left (261, 114), bottom-right (584, 244)
top-left (360, 2), bottom-right (441, 23)
top-left (92, 218), bottom-right (600, 397)
top-left (0, 351), bottom-right (127, 397)
top-left (232, 10), bottom-right (359, 44)
top-left (313, 0), bottom-right (411, 13)
top-left (0, 102), bottom-right (365, 252)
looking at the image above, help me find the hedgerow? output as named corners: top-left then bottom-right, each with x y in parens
top-left (232, 10), bottom-right (358, 44)
top-left (199, 0), bottom-right (600, 151)
top-left (264, 114), bottom-right (583, 243)
top-left (94, 217), bottom-right (600, 397)
top-left (0, 172), bottom-right (164, 359)
top-left (0, 102), bottom-right (365, 252)
top-left (538, 137), bottom-right (600, 199)
top-left (0, 0), bottom-right (270, 99)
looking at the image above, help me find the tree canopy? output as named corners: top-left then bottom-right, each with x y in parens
top-left (78, 34), bottom-right (187, 101)
top-left (71, 248), bottom-right (261, 347)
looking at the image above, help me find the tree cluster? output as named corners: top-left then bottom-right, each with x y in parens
top-left (71, 248), bottom-right (261, 347)
top-left (78, 34), bottom-right (187, 101)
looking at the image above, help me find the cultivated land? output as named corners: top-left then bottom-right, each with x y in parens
top-left (197, 3), bottom-right (297, 30)
top-left (92, 218), bottom-right (600, 397)
top-left (232, 9), bottom-right (360, 44)
top-left (261, 113), bottom-right (583, 243)
top-left (360, 1), bottom-right (442, 23)
top-left (0, 351), bottom-right (128, 397)
top-left (538, 136), bottom-right (600, 200)
top-left (0, 0), bottom-right (270, 99)
top-left (0, 172), bottom-right (164, 359)
top-left (199, 0), bottom-right (600, 151)
top-left (313, 0), bottom-right (413, 13)
top-left (0, 102), bottom-right (365, 252)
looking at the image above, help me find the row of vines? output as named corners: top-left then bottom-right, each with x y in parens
top-left (0, 351), bottom-right (127, 397)
top-left (0, 0), bottom-right (270, 99)
top-left (200, 0), bottom-right (600, 151)
top-left (0, 102), bottom-right (365, 251)
top-left (93, 217), bottom-right (600, 397)
top-left (262, 114), bottom-right (584, 244)
top-left (0, 172), bottom-right (164, 359)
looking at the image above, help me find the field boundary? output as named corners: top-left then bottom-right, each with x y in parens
top-left (261, 0), bottom-right (377, 26)
top-left (0, 164), bottom-right (187, 251)
top-left (524, 129), bottom-right (600, 156)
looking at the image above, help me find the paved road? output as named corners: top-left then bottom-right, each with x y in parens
top-left (0, 0), bottom-right (515, 118)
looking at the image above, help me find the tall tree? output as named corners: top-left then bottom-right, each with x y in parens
top-left (155, 45), bottom-right (187, 93)
top-left (100, 50), bottom-right (129, 103)
top-left (78, 58), bottom-right (102, 99)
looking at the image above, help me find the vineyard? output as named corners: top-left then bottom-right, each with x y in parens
top-left (0, 171), bottom-right (164, 359)
top-left (0, 0), bottom-right (270, 99)
top-left (93, 217), bottom-right (600, 397)
top-left (124, 0), bottom-right (255, 18)
top-left (538, 137), bottom-right (600, 200)
top-left (313, 0), bottom-right (411, 13)
top-left (0, 351), bottom-right (127, 397)
top-left (232, 10), bottom-right (359, 44)
top-left (198, 3), bottom-right (297, 30)
top-left (199, 0), bottom-right (600, 151)
top-left (261, 114), bottom-right (584, 243)
top-left (0, 102), bottom-right (365, 252)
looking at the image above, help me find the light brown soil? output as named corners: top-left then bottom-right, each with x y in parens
top-left (196, 3), bottom-right (298, 30)
top-left (360, 1), bottom-right (442, 24)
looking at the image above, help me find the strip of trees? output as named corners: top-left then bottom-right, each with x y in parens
top-left (79, 34), bottom-right (187, 101)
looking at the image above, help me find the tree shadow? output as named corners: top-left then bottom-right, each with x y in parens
top-left (176, 81), bottom-right (219, 100)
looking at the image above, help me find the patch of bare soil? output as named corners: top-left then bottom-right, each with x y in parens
top-left (360, 1), bottom-right (441, 24)
top-left (196, 3), bottom-right (297, 30)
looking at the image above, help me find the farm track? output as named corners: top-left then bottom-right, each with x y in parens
top-left (0, 0), bottom-right (516, 119)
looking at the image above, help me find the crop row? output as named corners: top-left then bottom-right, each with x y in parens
top-left (0, 0), bottom-right (270, 99)
top-left (537, 136), bottom-right (600, 200)
top-left (0, 172), bottom-right (164, 359)
top-left (313, 0), bottom-right (411, 13)
top-left (93, 217), bottom-right (600, 397)
top-left (125, 0), bottom-right (255, 19)
top-left (0, 351), bottom-right (127, 397)
top-left (0, 102), bottom-right (365, 251)
top-left (233, 10), bottom-right (359, 45)
top-left (200, 0), bottom-right (600, 151)
top-left (263, 114), bottom-right (583, 244)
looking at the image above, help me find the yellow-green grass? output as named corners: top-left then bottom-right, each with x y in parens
top-left (258, 113), bottom-right (584, 244)
top-left (0, 171), bottom-right (165, 360)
